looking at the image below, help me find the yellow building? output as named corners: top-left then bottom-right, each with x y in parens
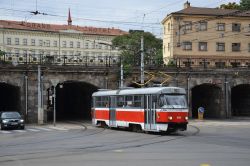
top-left (162, 1), bottom-right (250, 68)
top-left (0, 10), bottom-right (126, 65)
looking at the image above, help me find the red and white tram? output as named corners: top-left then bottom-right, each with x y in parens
top-left (92, 87), bottom-right (188, 133)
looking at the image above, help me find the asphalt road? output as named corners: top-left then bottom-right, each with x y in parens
top-left (0, 120), bottom-right (250, 166)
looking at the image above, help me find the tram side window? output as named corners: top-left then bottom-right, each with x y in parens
top-left (117, 96), bottom-right (125, 107)
top-left (125, 96), bottom-right (133, 107)
top-left (95, 96), bottom-right (109, 107)
top-left (134, 95), bottom-right (143, 108)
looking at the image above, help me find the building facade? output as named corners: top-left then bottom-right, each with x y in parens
top-left (162, 1), bottom-right (250, 68)
top-left (0, 12), bottom-right (126, 66)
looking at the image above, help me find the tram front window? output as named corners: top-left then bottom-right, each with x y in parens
top-left (159, 95), bottom-right (187, 109)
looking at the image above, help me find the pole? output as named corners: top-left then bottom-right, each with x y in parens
top-left (25, 75), bottom-right (28, 122)
top-left (53, 85), bottom-right (56, 126)
top-left (140, 35), bottom-right (144, 87)
top-left (120, 56), bottom-right (124, 88)
top-left (37, 65), bottom-right (43, 124)
top-left (224, 76), bottom-right (229, 118)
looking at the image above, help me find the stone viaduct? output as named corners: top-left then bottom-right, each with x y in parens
top-left (0, 64), bottom-right (249, 123)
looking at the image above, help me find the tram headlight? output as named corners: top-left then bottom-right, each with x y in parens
top-left (185, 116), bottom-right (189, 120)
top-left (168, 116), bottom-right (173, 120)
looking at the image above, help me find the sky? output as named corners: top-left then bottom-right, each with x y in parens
top-left (0, 0), bottom-right (240, 38)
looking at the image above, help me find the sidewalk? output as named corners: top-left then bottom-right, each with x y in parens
top-left (26, 121), bottom-right (89, 130)
top-left (189, 118), bottom-right (250, 127)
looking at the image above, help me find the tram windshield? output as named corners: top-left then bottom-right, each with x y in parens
top-left (159, 94), bottom-right (187, 109)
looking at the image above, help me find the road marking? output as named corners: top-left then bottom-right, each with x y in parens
top-left (48, 127), bottom-right (68, 131)
top-left (26, 128), bottom-right (40, 132)
top-left (113, 149), bottom-right (124, 153)
top-left (13, 130), bottom-right (26, 133)
top-left (0, 130), bottom-right (12, 134)
top-left (35, 127), bottom-right (53, 131)
top-left (200, 164), bottom-right (211, 166)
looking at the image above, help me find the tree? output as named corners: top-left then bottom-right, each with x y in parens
top-left (219, 1), bottom-right (250, 10)
top-left (239, 0), bottom-right (250, 10)
top-left (112, 30), bottom-right (163, 77)
top-left (219, 2), bottom-right (239, 9)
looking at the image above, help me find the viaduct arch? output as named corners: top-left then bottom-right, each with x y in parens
top-left (0, 66), bottom-right (250, 123)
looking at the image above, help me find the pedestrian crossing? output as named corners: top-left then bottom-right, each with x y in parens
top-left (0, 126), bottom-right (69, 134)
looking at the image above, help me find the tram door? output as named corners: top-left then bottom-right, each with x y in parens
top-left (144, 95), bottom-right (157, 130)
top-left (109, 96), bottom-right (116, 127)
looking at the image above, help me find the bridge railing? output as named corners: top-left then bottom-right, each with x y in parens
top-left (0, 53), bottom-right (250, 69)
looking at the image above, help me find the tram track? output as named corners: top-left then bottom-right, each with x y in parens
top-left (0, 124), bottom-right (200, 164)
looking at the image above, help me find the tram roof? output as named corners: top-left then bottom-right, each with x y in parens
top-left (92, 87), bottom-right (186, 96)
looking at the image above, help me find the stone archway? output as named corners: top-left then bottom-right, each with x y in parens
top-left (231, 84), bottom-right (250, 116)
top-left (47, 81), bottom-right (99, 121)
top-left (0, 82), bottom-right (20, 112)
top-left (191, 84), bottom-right (222, 119)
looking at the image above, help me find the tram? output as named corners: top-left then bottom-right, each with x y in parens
top-left (92, 87), bottom-right (188, 133)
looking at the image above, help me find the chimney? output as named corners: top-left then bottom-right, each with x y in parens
top-left (68, 8), bottom-right (72, 26)
top-left (184, 1), bottom-right (191, 9)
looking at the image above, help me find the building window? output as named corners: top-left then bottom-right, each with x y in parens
top-left (23, 39), bottom-right (27, 46)
top-left (184, 21), bottom-right (192, 31)
top-left (77, 42), bottom-right (80, 48)
top-left (167, 43), bottom-right (170, 51)
top-left (91, 42), bottom-right (95, 49)
top-left (248, 24), bottom-right (250, 32)
top-left (168, 23), bottom-right (171, 31)
top-left (53, 41), bottom-right (57, 47)
top-left (31, 39), bottom-right (35, 46)
top-left (62, 41), bottom-right (66, 48)
top-left (45, 40), bottom-right (50, 47)
top-left (217, 23), bottom-right (225, 31)
top-left (15, 49), bottom-right (19, 56)
top-left (232, 43), bottom-right (241, 52)
top-left (70, 41), bottom-right (73, 48)
top-left (15, 38), bottom-right (19, 45)
top-left (248, 43), bottom-right (250, 52)
top-left (7, 38), bottom-right (11, 45)
top-left (39, 40), bottom-right (43, 46)
top-left (216, 42), bottom-right (225, 51)
top-left (76, 51), bottom-right (81, 56)
top-left (23, 50), bottom-right (27, 55)
top-left (232, 23), bottom-right (241, 32)
top-left (85, 42), bottom-right (89, 49)
top-left (199, 21), bottom-right (207, 31)
top-left (98, 44), bottom-right (102, 49)
top-left (215, 62), bottom-right (226, 68)
top-left (182, 41), bottom-right (192, 50)
top-left (199, 42), bottom-right (207, 51)
top-left (62, 51), bottom-right (67, 56)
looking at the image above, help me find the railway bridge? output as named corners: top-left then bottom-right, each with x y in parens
top-left (0, 63), bottom-right (249, 123)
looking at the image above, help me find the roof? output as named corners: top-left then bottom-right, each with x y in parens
top-left (162, 7), bottom-right (250, 23)
top-left (92, 87), bottom-right (186, 97)
top-left (0, 20), bottom-right (127, 36)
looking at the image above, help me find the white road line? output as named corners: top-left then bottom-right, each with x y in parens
top-left (35, 127), bottom-right (53, 131)
top-left (48, 127), bottom-right (68, 131)
top-left (0, 130), bottom-right (12, 134)
top-left (26, 128), bottom-right (40, 132)
top-left (12, 130), bottom-right (26, 133)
